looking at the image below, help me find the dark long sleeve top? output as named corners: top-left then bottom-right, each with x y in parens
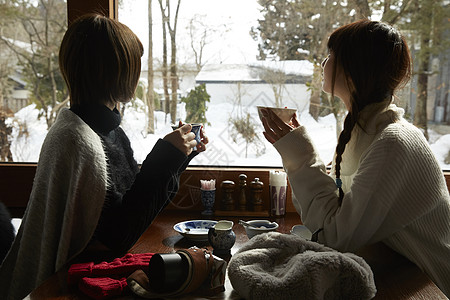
top-left (70, 104), bottom-right (196, 252)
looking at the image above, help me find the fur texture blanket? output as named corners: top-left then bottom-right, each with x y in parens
top-left (228, 232), bottom-right (376, 300)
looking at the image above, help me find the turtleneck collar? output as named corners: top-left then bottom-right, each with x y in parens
top-left (331, 103), bottom-right (404, 182)
top-left (70, 104), bottom-right (121, 135)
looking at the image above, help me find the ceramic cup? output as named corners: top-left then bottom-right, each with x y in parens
top-left (201, 189), bottom-right (215, 216)
top-left (208, 220), bottom-right (236, 257)
top-left (256, 106), bottom-right (297, 123)
top-left (172, 123), bottom-right (202, 151)
top-left (190, 123), bottom-right (202, 150)
top-left (270, 184), bottom-right (287, 216)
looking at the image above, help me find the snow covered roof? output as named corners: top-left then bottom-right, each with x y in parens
top-left (196, 60), bottom-right (313, 84)
top-left (8, 75), bottom-right (27, 88)
top-left (196, 64), bottom-right (260, 82)
top-left (249, 60), bottom-right (314, 76)
top-left (1, 37), bottom-right (33, 53)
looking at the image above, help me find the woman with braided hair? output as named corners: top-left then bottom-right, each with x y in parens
top-left (260, 19), bottom-right (450, 296)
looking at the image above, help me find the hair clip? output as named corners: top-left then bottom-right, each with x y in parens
top-left (336, 178), bottom-right (342, 189)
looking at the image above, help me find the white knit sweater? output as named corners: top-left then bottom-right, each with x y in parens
top-left (274, 103), bottom-right (450, 297)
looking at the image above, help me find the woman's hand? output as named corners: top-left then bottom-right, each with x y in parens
top-left (261, 108), bottom-right (300, 144)
top-left (164, 121), bottom-right (209, 155)
top-left (163, 123), bottom-right (197, 156)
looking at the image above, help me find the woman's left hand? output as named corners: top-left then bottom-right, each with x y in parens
top-left (261, 108), bottom-right (300, 144)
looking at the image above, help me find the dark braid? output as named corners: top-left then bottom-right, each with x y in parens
top-left (335, 109), bottom-right (358, 204)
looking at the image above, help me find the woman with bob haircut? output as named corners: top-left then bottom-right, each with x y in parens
top-left (0, 13), bottom-right (208, 300)
top-left (261, 19), bottom-right (450, 296)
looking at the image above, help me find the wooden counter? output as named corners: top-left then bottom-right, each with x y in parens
top-left (27, 210), bottom-right (447, 300)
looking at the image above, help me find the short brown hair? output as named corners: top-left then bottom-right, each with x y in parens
top-left (59, 14), bottom-right (144, 106)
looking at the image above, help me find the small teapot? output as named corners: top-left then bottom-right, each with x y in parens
top-left (208, 220), bottom-right (236, 257)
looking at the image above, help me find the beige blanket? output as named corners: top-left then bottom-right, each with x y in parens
top-left (228, 232), bottom-right (376, 300)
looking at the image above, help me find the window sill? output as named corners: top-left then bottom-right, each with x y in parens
top-left (1, 163), bottom-right (449, 218)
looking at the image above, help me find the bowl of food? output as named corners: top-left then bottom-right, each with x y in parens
top-left (257, 106), bottom-right (297, 124)
top-left (240, 219), bottom-right (279, 239)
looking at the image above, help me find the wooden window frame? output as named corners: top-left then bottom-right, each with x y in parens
top-left (67, 0), bottom-right (117, 24)
top-left (2, 162), bottom-right (450, 218)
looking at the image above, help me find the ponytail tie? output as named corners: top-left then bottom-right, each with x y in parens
top-left (336, 178), bottom-right (342, 189)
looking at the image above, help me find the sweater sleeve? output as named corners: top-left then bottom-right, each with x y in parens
top-left (95, 139), bottom-right (197, 252)
top-left (274, 124), bottom-right (446, 252)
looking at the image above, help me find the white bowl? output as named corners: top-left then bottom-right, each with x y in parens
top-left (257, 106), bottom-right (297, 123)
top-left (242, 220), bottom-right (279, 239)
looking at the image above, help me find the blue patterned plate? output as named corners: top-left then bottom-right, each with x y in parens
top-left (173, 220), bottom-right (218, 242)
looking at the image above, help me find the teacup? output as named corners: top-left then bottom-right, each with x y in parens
top-left (190, 123), bottom-right (202, 144)
top-left (171, 123), bottom-right (203, 150)
top-left (257, 106), bottom-right (297, 123)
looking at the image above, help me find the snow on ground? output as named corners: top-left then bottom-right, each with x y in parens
top-left (7, 104), bottom-right (48, 162)
top-left (6, 100), bottom-right (450, 170)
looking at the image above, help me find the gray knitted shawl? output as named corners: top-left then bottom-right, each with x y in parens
top-left (0, 109), bottom-right (107, 300)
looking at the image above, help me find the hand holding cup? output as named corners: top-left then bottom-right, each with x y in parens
top-left (165, 121), bottom-right (209, 155)
top-left (261, 108), bottom-right (300, 144)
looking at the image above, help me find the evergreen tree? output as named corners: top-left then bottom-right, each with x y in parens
top-left (181, 83), bottom-right (210, 125)
top-left (251, 0), bottom-right (355, 121)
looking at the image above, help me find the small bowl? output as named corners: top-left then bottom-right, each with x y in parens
top-left (290, 225), bottom-right (312, 240)
top-left (257, 106), bottom-right (297, 123)
top-left (242, 220), bottom-right (279, 239)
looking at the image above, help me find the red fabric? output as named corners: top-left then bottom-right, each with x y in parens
top-left (68, 253), bottom-right (154, 284)
top-left (79, 277), bottom-right (127, 300)
top-left (68, 252), bottom-right (154, 299)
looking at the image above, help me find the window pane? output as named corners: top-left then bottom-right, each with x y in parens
top-left (1, 0), bottom-right (67, 162)
top-left (1, 0), bottom-right (449, 172)
top-left (117, 0), bottom-right (450, 169)
top-left (118, 0), bottom-right (332, 167)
